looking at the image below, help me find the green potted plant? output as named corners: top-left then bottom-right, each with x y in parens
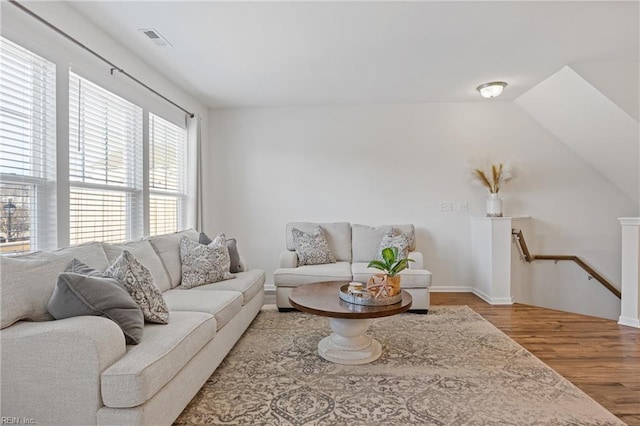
top-left (366, 247), bottom-right (414, 297)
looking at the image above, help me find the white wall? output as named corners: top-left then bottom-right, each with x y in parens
top-left (208, 101), bottom-right (638, 319)
top-left (3, 2), bottom-right (633, 319)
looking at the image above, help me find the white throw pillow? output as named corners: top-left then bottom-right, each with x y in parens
top-left (180, 235), bottom-right (235, 289)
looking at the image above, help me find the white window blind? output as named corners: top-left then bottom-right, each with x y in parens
top-left (149, 113), bottom-right (187, 236)
top-left (0, 37), bottom-right (56, 254)
top-left (69, 72), bottom-right (142, 244)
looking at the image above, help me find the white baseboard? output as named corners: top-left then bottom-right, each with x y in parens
top-left (429, 286), bottom-right (473, 293)
top-left (264, 284), bottom-right (276, 305)
top-left (268, 284), bottom-right (477, 294)
top-left (265, 284), bottom-right (514, 306)
top-left (472, 288), bottom-right (513, 305)
top-left (263, 284), bottom-right (478, 305)
top-left (618, 316), bottom-right (640, 328)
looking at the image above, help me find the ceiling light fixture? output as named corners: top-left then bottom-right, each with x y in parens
top-left (476, 81), bottom-right (507, 99)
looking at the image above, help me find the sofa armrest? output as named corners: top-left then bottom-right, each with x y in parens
top-left (408, 251), bottom-right (424, 269)
top-left (1, 316), bottom-right (126, 424)
top-left (279, 251), bottom-right (298, 268)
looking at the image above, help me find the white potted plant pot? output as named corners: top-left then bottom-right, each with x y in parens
top-left (486, 193), bottom-right (503, 217)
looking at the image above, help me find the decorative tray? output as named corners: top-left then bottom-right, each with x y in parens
top-left (339, 284), bottom-right (402, 307)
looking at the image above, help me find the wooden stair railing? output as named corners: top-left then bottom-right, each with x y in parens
top-left (511, 229), bottom-right (621, 299)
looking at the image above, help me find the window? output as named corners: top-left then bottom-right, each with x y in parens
top-left (69, 73), bottom-right (143, 244)
top-left (0, 37), bottom-right (56, 254)
top-left (0, 38), bottom-right (191, 251)
top-left (149, 113), bottom-right (187, 236)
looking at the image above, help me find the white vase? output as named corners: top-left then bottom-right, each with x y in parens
top-left (486, 193), bottom-right (503, 217)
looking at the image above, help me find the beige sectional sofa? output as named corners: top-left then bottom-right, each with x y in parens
top-left (274, 222), bottom-right (432, 312)
top-left (0, 229), bottom-right (265, 425)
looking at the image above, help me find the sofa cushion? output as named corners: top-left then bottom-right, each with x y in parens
top-left (104, 251), bottom-right (169, 324)
top-left (274, 262), bottom-right (352, 287)
top-left (286, 222), bottom-right (352, 262)
top-left (180, 236), bottom-right (234, 289)
top-left (0, 242), bottom-right (109, 329)
top-left (103, 240), bottom-right (172, 293)
top-left (163, 289), bottom-right (242, 330)
top-left (148, 229), bottom-right (200, 288)
top-left (351, 263), bottom-right (432, 288)
top-left (101, 311), bottom-right (216, 408)
top-left (191, 269), bottom-right (265, 305)
top-left (291, 227), bottom-right (336, 266)
top-left (47, 270), bottom-right (144, 345)
top-left (351, 224), bottom-right (393, 262)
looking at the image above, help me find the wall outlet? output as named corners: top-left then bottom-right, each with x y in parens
top-left (458, 201), bottom-right (468, 212)
top-left (440, 201), bottom-right (454, 212)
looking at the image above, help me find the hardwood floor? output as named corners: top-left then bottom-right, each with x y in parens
top-left (431, 293), bottom-right (640, 425)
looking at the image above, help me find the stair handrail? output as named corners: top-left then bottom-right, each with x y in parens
top-left (511, 229), bottom-right (621, 299)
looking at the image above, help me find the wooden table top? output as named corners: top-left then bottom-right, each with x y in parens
top-left (289, 281), bottom-right (412, 319)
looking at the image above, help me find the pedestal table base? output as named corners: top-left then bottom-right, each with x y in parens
top-left (318, 317), bottom-right (382, 365)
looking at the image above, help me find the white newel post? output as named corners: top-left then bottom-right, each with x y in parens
top-left (471, 216), bottom-right (530, 304)
top-left (618, 218), bottom-right (640, 328)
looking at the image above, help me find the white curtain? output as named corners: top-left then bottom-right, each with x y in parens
top-left (187, 114), bottom-right (203, 231)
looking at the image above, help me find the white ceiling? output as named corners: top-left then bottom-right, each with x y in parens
top-left (67, 1), bottom-right (639, 108)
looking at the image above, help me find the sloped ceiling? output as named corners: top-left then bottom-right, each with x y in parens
top-left (516, 66), bottom-right (639, 205)
top-left (572, 61), bottom-right (640, 122)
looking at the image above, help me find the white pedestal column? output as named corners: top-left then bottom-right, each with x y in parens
top-left (317, 318), bottom-right (382, 365)
top-left (471, 216), bottom-right (530, 305)
top-left (618, 218), bottom-right (640, 328)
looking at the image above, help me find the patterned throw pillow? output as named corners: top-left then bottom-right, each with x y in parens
top-left (180, 235), bottom-right (235, 289)
top-left (291, 227), bottom-right (336, 266)
top-left (104, 250), bottom-right (169, 324)
top-left (199, 232), bottom-right (243, 273)
top-left (377, 229), bottom-right (415, 261)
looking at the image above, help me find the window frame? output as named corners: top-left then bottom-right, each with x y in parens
top-left (0, 36), bottom-right (57, 254)
top-left (68, 71), bottom-right (144, 245)
top-left (148, 112), bottom-right (188, 236)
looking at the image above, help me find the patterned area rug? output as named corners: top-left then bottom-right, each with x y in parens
top-left (174, 306), bottom-right (623, 425)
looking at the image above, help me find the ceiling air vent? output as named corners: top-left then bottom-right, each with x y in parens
top-left (138, 28), bottom-right (172, 48)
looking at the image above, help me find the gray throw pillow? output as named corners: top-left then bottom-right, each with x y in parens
top-left (199, 232), bottom-right (213, 245)
top-left (104, 250), bottom-right (169, 324)
top-left (47, 259), bottom-right (144, 345)
top-left (65, 257), bottom-right (102, 277)
top-left (226, 238), bottom-right (243, 273)
top-left (377, 229), bottom-right (415, 261)
top-left (181, 235), bottom-right (235, 289)
top-left (291, 227), bottom-right (336, 266)
top-left (199, 232), bottom-right (243, 273)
